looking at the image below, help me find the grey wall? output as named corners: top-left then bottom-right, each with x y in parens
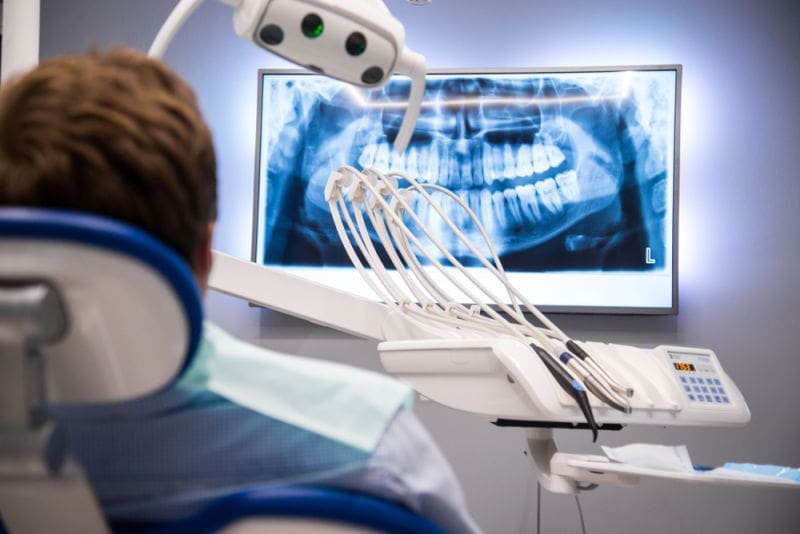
top-left (39, 0), bottom-right (800, 532)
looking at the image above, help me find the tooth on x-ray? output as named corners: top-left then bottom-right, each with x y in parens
top-left (257, 70), bottom-right (675, 271)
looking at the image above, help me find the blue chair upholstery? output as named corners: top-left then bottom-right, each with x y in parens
top-left (0, 208), bottom-right (442, 534)
top-left (155, 486), bottom-right (445, 534)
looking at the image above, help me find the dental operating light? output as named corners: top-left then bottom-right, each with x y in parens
top-left (149, 0), bottom-right (426, 153)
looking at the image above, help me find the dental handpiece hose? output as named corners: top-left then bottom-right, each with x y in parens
top-left (377, 173), bottom-right (629, 414)
top-left (530, 344), bottom-right (599, 442)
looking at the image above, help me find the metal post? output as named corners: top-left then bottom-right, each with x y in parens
top-left (1, 0), bottom-right (41, 82)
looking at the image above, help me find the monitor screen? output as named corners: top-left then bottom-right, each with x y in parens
top-left (252, 66), bottom-right (680, 314)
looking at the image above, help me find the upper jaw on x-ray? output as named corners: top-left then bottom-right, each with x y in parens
top-left (260, 72), bottom-right (671, 270)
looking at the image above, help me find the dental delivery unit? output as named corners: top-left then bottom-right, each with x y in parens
top-left (3, 0), bottom-right (798, 504)
top-left (212, 163), bottom-right (798, 494)
top-left (184, 0), bottom-right (798, 493)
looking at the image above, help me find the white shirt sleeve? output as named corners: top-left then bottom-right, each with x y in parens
top-left (323, 408), bottom-right (483, 533)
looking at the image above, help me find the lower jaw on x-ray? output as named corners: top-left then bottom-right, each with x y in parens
top-left (253, 68), bottom-right (678, 311)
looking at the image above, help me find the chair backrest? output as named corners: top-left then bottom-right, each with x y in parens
top-left (0, 209), bottom-right (444, 534)
top-left (0, 208), bottom-right (203, 405)
top-left (0, 208), bottom-right (203, 534)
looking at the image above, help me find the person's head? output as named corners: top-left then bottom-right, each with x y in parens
top-left (0, 48), bottom-right (217, 291)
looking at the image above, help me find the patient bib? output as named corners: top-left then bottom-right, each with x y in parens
top-left (180, 322), bottom-right (413, 453)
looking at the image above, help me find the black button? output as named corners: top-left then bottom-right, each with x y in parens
top-left (345, 32), bottom-right (367, 56)
top-left (259, 24), bottom-right (284, 45)
top-left (361, 66), bottom-right (384, 85)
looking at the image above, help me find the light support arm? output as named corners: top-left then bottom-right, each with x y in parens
top-left (391, 49), bottom-right (426, 153)
top-left (148, 0), bottom-right (208, 58)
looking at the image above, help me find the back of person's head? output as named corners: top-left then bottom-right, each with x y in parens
top-left (0, 48), bottom-right (217, 269)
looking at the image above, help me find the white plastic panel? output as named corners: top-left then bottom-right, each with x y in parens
top-left (551, 453), bottom-right (800, 490)
top-left (380, 337), bottom-right (554, 419)
top-left (209, 251), bottom-right (390, 340)
top-left (0, 239), bottom-right (189, 404)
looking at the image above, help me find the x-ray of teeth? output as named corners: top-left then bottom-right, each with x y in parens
top-left (254, 68), bottom-right (677, 274)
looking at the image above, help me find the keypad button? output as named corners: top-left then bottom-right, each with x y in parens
top-left (704, 395), bottom-right (713, 402)
top-left (689, 377), bottom-right (697, 384)
top-left (722, 396), bottom-right (729, 403)
top-left (688, 394), bottom-right (696, 401)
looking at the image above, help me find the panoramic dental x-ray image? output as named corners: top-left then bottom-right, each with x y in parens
top-left (255, 69), bottom-right (676, 277)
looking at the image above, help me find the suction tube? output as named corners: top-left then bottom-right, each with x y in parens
top-left (391, 49), bottom-right (426, 154)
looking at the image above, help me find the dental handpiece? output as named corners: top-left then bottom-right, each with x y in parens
top-left (530, 344), bottom-right (599, 442)
top-left (566, 340), bottom-right (634, 398)
top-left (558, 352), bottom-right (631, 414)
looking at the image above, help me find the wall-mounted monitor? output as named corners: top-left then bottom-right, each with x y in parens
top-left (252, 65), bottom-right (681, 314)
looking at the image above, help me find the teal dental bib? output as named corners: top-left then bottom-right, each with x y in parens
top-left (181, 322), bottom-right (413, 453)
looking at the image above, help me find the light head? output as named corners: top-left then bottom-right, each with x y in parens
top-left (232, 0), bottom-right (425, 152)
top-left (236, 0), bottom-right (401, 87)
top-left (149, 0), bottom-right (426, 152)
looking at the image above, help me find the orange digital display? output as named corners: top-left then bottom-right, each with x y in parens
top-left (673, 362), bottom-right (696, 372)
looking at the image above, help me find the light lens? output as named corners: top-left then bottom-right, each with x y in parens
top-left (361, 66), bottom-right (384, 85)
top-left (301, 14), bottom-right (324, 38)
top-left (345, 32), bottom-right (367, 56)
top-left (259, 24), bottom-right (284, 45)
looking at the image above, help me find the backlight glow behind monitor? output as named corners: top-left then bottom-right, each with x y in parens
top-left (252, 66), bottom-right (681, 314)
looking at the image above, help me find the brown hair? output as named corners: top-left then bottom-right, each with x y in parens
top-left (0, 48), bottom-right (217, 266)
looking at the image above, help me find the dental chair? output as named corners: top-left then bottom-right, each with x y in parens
top-left (0, 208), bottom-right (442, 534)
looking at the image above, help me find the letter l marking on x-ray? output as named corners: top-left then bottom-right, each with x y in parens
top-left (645, 247), bottom-right (656, 264)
